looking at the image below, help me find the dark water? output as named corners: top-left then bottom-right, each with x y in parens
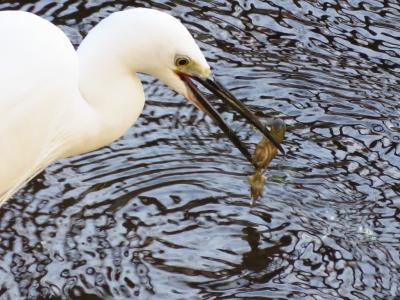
top-left (1, 0), bottom-right (400, 299)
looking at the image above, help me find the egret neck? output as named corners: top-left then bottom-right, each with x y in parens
top-left (76, 15), bottom-right (149, 155)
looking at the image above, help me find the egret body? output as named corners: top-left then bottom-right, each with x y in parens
top-left (0, 8), bottom-right (211, 202)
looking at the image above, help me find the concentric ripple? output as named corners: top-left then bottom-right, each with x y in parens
top-left (1, 0), bottom-right (400, 299)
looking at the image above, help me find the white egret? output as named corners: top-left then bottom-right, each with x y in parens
top-left (0, 8), bottom-right (282, 203)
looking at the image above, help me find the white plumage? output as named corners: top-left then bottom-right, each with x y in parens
top-left (0, 8), bottom-right (210, 202)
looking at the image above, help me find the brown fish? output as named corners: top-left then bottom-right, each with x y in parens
top-left (252, 119), bottom-right (286, 169)
top-left (248, 119), bottom-right (286, 201)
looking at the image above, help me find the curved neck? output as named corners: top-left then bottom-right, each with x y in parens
top-left (74, 16), bottom-right (151, 155)
top-left (77, 47), bottom-right (145, 152)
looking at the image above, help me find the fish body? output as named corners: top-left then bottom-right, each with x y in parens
top-left (253, 138), bottom-right (278, 170)
top-left (248, 170), bottom-right (266, 200)
top-left (248, 118), bottom-right (286, 201)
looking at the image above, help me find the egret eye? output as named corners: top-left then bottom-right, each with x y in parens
top-left (175, 56), bottom-right (190, 67)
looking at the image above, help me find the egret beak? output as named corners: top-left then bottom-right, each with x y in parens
top-left (178, 73), bottom-right (285, 166)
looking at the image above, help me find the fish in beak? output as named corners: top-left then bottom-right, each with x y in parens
top-left (177, 72), bottom-right (285, 166)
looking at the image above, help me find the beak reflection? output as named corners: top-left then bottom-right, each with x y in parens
top-left (180, 74), bottom-right (285, 166)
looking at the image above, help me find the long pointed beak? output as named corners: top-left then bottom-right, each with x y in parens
top-left (179, 74), bottom-right (285, 166)
top-left (193, 77), bottom-right (285, 154)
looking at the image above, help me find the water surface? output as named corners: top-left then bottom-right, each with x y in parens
top-left (1, 0), bottom-right (400, 299)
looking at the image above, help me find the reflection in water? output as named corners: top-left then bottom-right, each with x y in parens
top-left (1, 0), bottom-right (400, 299)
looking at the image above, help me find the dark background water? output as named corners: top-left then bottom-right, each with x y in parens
top-left (1, 0), bottom-right (400, 299)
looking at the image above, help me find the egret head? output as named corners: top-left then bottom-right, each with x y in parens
top-left (118, 8), bottom-right (212, 106)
